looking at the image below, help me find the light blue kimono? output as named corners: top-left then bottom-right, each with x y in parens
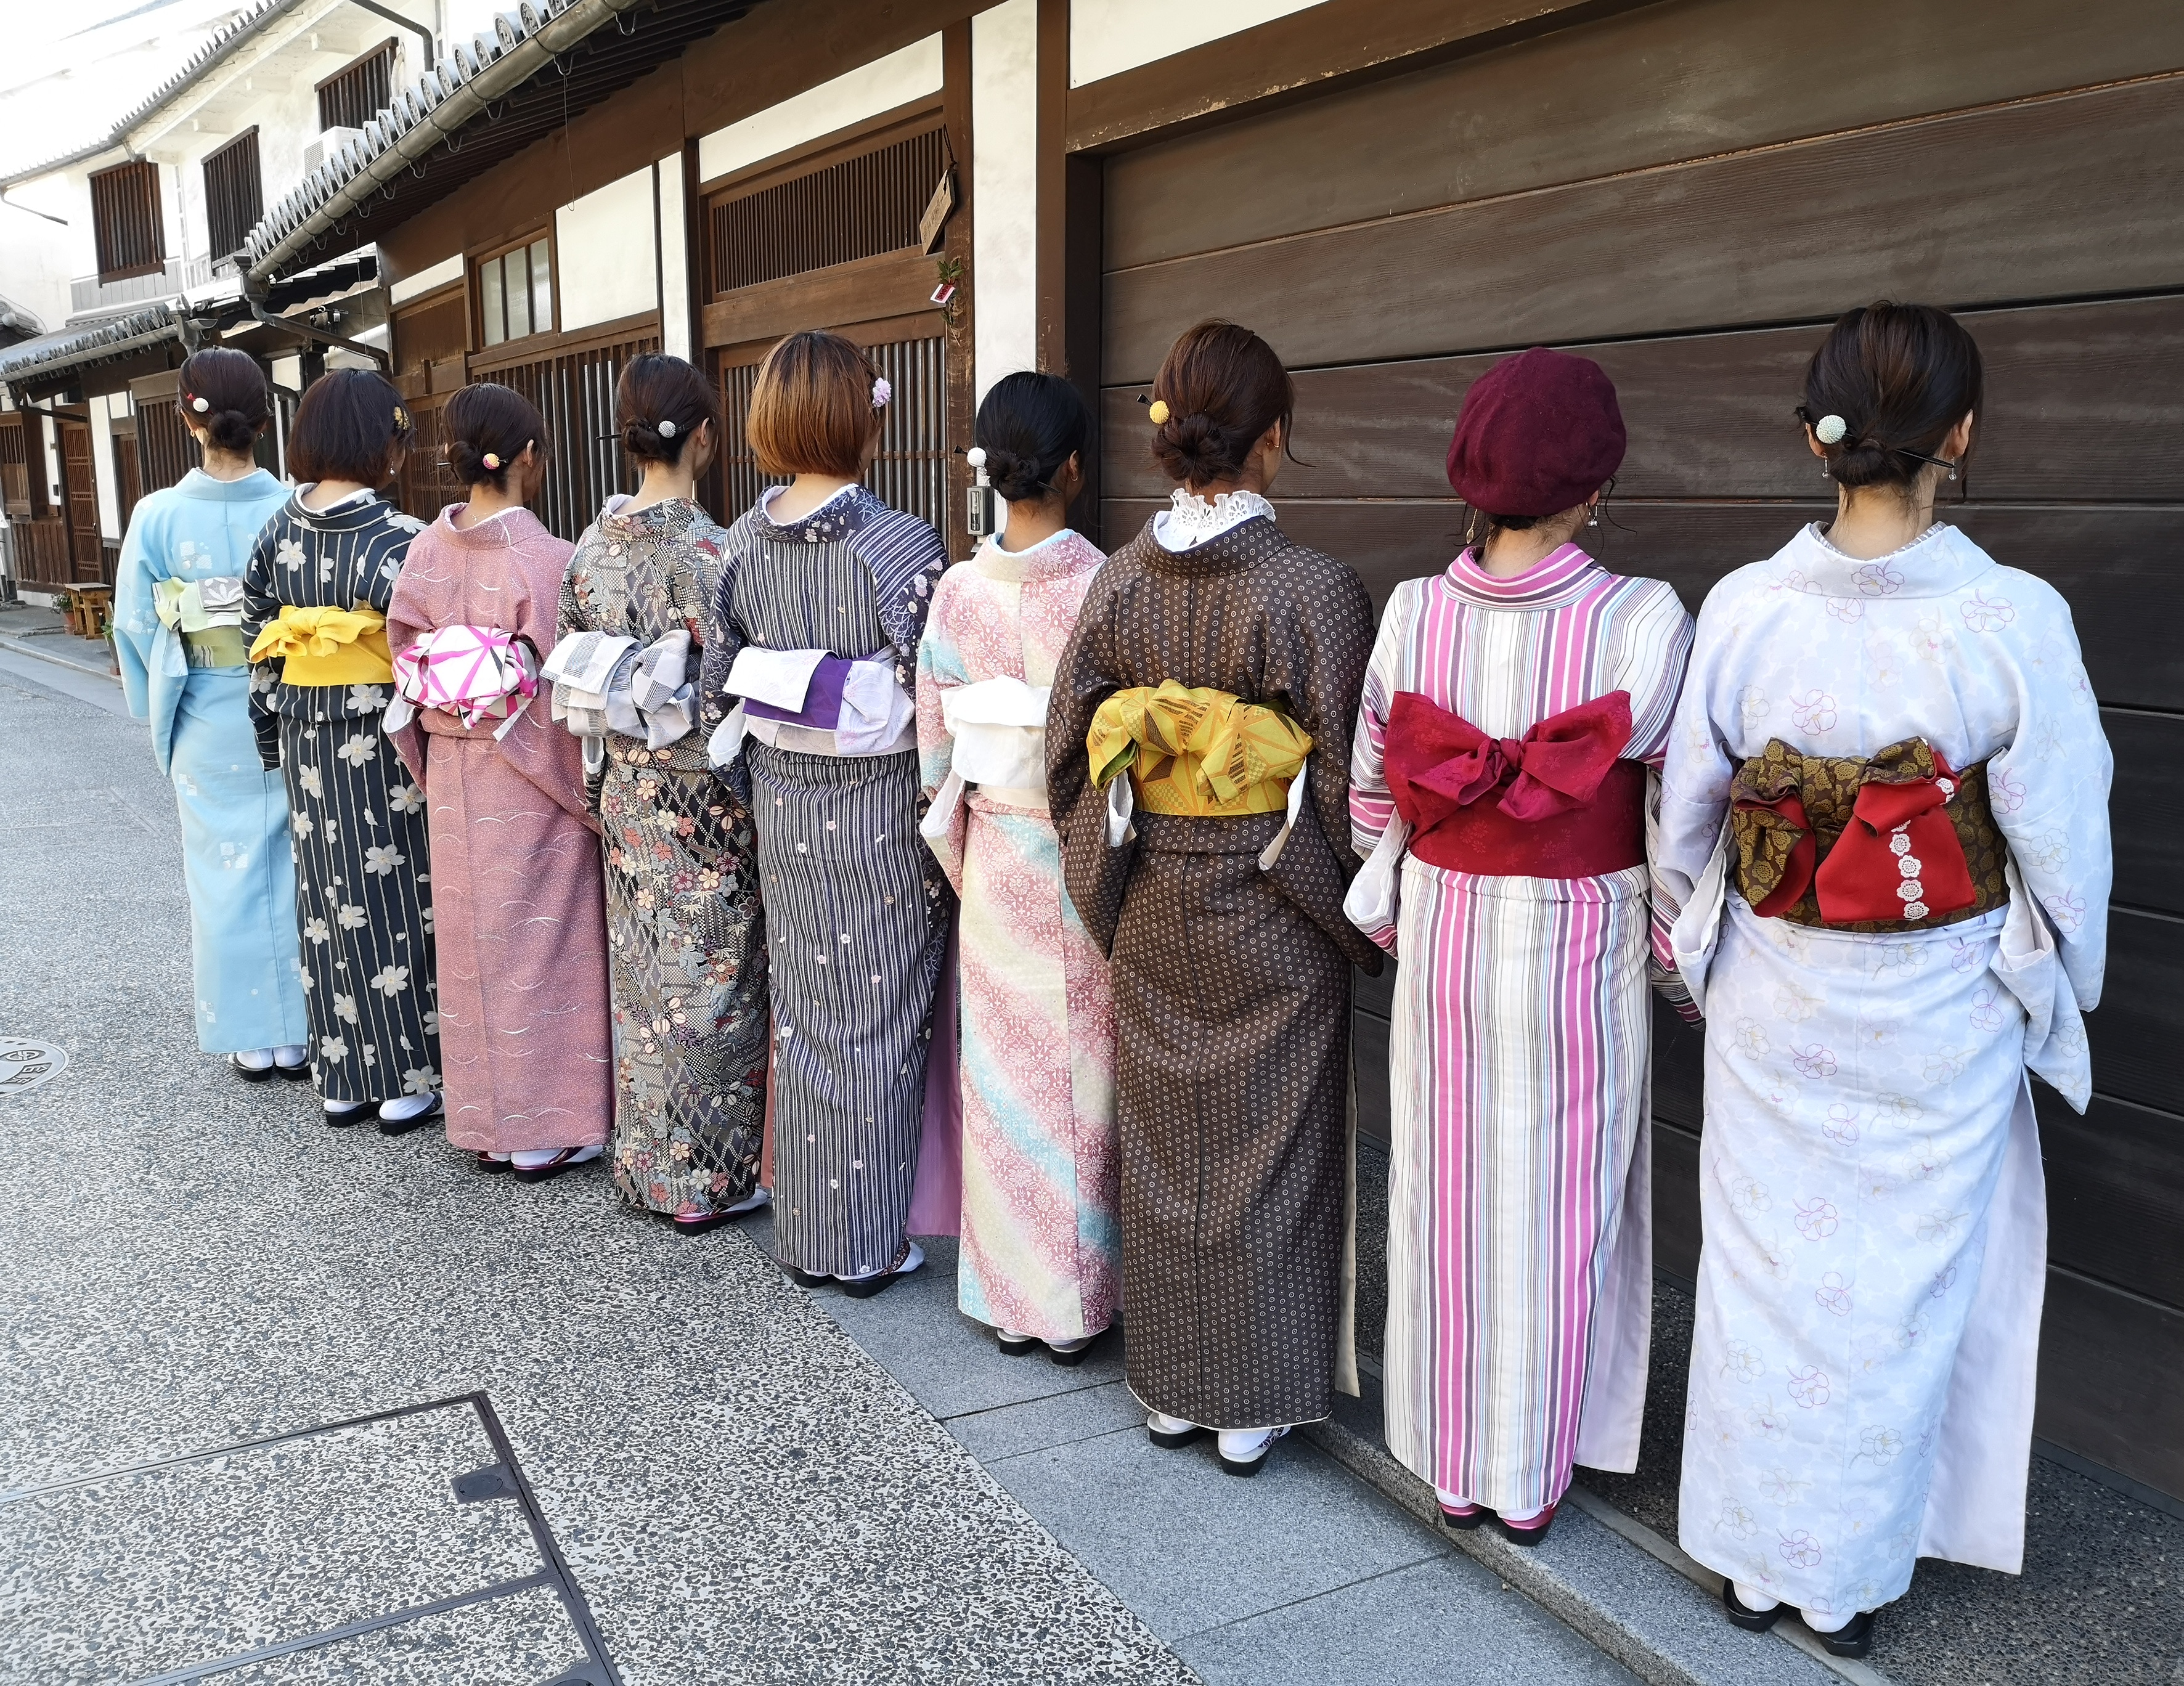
top-left (115, 468), bottom-right (308, 1054)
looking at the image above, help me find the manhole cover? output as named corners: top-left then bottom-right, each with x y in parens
top-left (0, 1040), bottom-right (66, 1099)
top-left (0, 1393), bottom-right (619, 1685)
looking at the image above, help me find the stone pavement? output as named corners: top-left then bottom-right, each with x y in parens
top-left (0, 647), bottom-right (1641, 1682)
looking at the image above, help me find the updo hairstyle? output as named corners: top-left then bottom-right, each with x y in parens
top-left (1147, 320), bottom-right (1295, 487)
top-left (288, 367), bottom-right (411, 486)
top-left (176, 348), bottom-right (271, 455)
top-left (974, 371), bottom-right (1091, 503)
top-left (1799, 301), bottom-right (1983, 495)
top-left (616, 354), bottom-right (722, 468)
top-left (747, 330), bottom-right (883, 479)
top-left (443, 382), bottom-right (546, 489)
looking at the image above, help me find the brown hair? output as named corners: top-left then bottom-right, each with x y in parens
top-left (747, 330), bottom-right (881, 478)
top-left (1799, 301), bottom-right (1983, 496)
top-left (177, 348), bottom-right (270, 455)
top-left (1147, 320), bottom-right (1296, 487)
top-left (617, 354), bottom-right (721, 468)
top-left (444, 382), bottom-right (546, 490)
top-left (288, 367), bottom-right (411, 486)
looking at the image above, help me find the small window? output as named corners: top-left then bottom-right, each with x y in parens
top-left (202, 128), bottom-right (263, 263)
top-left (475, 237), bottom-right (553, 348)
top-left (89, 160), bottom-right (165, 283)
top-left (316, 39), bottom-right (396, 133)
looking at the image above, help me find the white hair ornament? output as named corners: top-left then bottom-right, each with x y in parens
top-left (657, 417), bottom-right (677, 438)
top-left (1814, 414), bottom-right (1848, 444)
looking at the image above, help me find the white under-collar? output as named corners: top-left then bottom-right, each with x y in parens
top-left (1152, 488), bottom-right (1276, 552)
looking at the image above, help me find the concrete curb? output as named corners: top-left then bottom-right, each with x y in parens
top-left (0, 629), bottom-right (120, 683)
top-left (1303, 1397), bottom-right (1891, 1686)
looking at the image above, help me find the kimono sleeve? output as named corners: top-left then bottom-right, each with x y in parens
top-left (1345, 580), bottom-right (1416, 956)
top-left (695, 532), bottom-right (746, 741)
top-left (1046, 568), bottom-right (1131, 956)
top-left (112, 500), bottom-right (163, 725)
top-left (240, 517), bottom-right (286, 770)
top-left (1616, 580), bottom-right (1698, 1013)
top-left (1655, 580), bottom-right (1743, 913)
top-left (915, 578), bottom-right (971, 892)
top-left (381, 540), bottom-right (432, 790)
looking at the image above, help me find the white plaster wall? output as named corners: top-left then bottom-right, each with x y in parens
top-left (555, 167), bottom-right (659, 333)
top-left (656, 154), bottom-right (691, 362)
top-left (696, 36), bottom-right (945, 184)
top-left (390, 253), bottom-right (464, 306)
top-left (972, 0), bottom-right (1039, 401)
top-left (1070, 0), bottom-right (1327, 86)
top-left (0, 176), bottom-right (79, 335)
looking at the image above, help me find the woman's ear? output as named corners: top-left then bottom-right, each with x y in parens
top-left (1803, 423), bottom-right (1827, 460)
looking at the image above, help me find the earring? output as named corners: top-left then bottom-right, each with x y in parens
top-left (1822, 464), bottom-right (1832, 478)
top-left (1588, 510), bottom-right (1599, 527)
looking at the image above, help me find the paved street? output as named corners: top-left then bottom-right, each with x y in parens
top-left (0, 645), bottom-right (1638, 1683)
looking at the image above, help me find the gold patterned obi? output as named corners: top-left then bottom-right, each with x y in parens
top-left (247, 604), bottom-right (393, 686)
top-left (1730, 736), bottom-right (2008, 932)
top-left (1088, 680), bottom-right (1312, 815)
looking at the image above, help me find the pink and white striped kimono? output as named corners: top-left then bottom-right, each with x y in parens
top-left (1347, 542), bottom-right (1692, 1515)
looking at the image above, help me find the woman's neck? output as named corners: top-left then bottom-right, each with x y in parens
top-left (199, 449), bottom-right (257, 484)
top-left (623, 459), bottom-right (696, 515)
top-left (997, 495), bottom-right (1067, 553)
top-left (454, 480), bottom-right (524, 530)
top-left (1477, 524), bottom-right (1573, 579)
top-left (301, 479), bottom-right (372, 511)
top-left (768, 473), bottom-right (858, 524)
top-left (1820, 484), bottom-right (1939, 561)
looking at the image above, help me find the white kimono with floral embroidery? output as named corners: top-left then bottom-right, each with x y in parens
top-left (1656, 521), bottom-right (2111, 1618)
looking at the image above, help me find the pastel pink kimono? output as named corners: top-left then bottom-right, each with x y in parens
top-left (387, 505), bottom-right (613, 1153)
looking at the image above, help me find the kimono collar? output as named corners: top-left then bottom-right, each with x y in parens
top-left (285, 487), bottom-right (397, 533)
top-left (1152, 487), bottom-right (1276, 553)
top-left (756, 481), bottom-right (868, 546)
top-left (437, 503), bottom-right (549, 548)
top-left (598, 495), bottom-right (709, 544)
top-left (970, 527), bottom-right (1099, 584)
top-left (1440, 542), bottom-right (1600, 609)
top-left (176, 466), bottom-right (281, 502)
top-left (1772, 521), bottom-right (1992, 601)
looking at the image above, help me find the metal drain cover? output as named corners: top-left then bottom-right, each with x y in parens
top-left (0, 1039), bottom-right (66, 1100)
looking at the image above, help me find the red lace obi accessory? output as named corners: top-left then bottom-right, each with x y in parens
top-left (1729, 736), bottom-right (2005, 930)
top-left (1383, 690), bottom-right (1645, 878)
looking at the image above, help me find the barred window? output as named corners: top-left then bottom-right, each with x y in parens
top-left (90, 160), bottom-right (165, 283)
top-left (316, 39), bottom-right (395, 134)
top-left (202, 128), bottom-right (263, 263)
top-left (476, 236), bottom-right (554, 348)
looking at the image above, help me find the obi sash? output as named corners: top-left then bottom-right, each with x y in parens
top-left (1730, 736), bottom-right (2008, 931)
top-left (706, 645), bottom-right (916, 766)
top-left (1086, 680), bottom-right (1313, 870)
top-left (917, 675), bottom-right (1052, 848)
top-left (385, 622), bottom-right (540, 739)
top-left (247, 604), bottom-right (393, 686)
top-left (540, 628), bottom-right (698, 775)
top-left (153, 575), bottom-right (250, 669)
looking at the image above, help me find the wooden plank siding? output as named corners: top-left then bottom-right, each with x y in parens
top-left (1094, 0), bottom-right (2184, 1496)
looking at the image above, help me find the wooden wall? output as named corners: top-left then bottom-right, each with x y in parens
top-left (1092, 0), bottom-right (2184, 1497)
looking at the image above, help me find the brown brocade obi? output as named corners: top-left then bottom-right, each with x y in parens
top-left (1730, 737), bottom-right (2009, 933)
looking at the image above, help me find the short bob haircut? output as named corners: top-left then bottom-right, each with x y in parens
top-left (617, 354), bottom-right (721, 468)
top-left (747, 330), bottom-right (882, 479)
top-left (288, 368), bottom-right (412, 486)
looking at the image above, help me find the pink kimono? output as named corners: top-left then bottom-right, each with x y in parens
top-left (388, 505), bottom-right (613, 1153)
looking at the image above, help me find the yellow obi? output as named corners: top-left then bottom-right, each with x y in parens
top-left (1088, 680), bottom-right (1312, 815)
top-left (247, 604), bottom-right (394, 686)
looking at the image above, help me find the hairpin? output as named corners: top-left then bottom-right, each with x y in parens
top-left (392, 405), bottom-right (410, 432)
top-left (872, 377), bottom-right (893, 409)
top-left (1813, 414), bottom-right (1848, 444)
top-left (657, 417), bottom-right (677, 438)
top-left (965, 447), bottom-right (986, 468)
top-left (1147, 400), bottom-right (1170, 425)
top-left (187, 393), bottom-right (210, 413)
top-left (482, 452), bottom-right (502, 471)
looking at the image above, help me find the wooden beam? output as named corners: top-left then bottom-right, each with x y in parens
top-left (1033, 0), bottom-right (1070, 374)
top-left (699, 250), bottom-right (939, 351)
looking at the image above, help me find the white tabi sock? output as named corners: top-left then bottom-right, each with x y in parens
top-left (1435, 1486), bottom-right (1477, 1510)
top-left (379, 1091), bottom-right (439, 1122)
top-left (232, 1048), bottom-right (275, 1072)
top-left (840, 1240), bottom-right (924, 1282)
top-left (1734, 1582), bottom-right (1780, 1613)
top-left (1045, 1334), bottom-right (1093, 1354)
top-left (273, 1045), bottom-right (308, 1067)
top-left (509, 1144), bottom-right (602, 1170)
top-left (723, 1185), bottom-right (771, 1214)
top-left (1147, 1411), bottom-right (1197, 1436)
top-left (1216, 1425), bottom-right (1289, 1464)
top-left (1800, 1605), bottom-right (1852, 1634)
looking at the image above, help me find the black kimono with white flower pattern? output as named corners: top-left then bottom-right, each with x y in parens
top-left (243, 492), bottom-right (440, 1104)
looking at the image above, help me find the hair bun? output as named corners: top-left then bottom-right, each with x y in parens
top-left (205, 408), bottom-right (258, 454)
top-left (980, 444), bottom-right (1046, 502)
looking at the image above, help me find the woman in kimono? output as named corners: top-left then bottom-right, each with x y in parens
top-left (699, 330), bottom-right (950, 1298)
top-left (114, 348), bottom-right (308, 1080)
top-left (1658, 303), bottom-right (2112, 1658)
top-left (552, 355), bottom-right (767, 1229)
top-left (1048, 320), bottom-right (1383, 1475)
top-left (918, 371), bottom-right (1117, 1361)
top-left (242, 370), bottom-right (441, 1130)
top-left (1347, 349), bottom-right (1694, 1543)
top-left (386, 383), bottom-right (612, 1182)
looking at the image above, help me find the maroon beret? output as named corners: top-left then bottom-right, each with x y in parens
top-left (1444, 348), bottom-right (1627, 517)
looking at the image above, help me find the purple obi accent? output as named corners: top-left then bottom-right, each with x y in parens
top-left (745, 654), bottom-right (850, 728)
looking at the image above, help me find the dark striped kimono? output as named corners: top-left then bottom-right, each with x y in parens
top-left (242, 491), bottom-right (441, 1105)
top-left (700, 485), bottom-right (951, 1280)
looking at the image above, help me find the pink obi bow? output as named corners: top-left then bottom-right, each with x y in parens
top-left (388, 623), bottom-right (540, 736)
top-left (1387, 690), bottom-right (1633, 825)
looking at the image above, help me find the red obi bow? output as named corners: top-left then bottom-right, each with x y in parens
top-left (1382, 691), bottom-right (1645, 878)
top-left (1385, 690), bottom-right (1633, 826)
top-left (1738, 749), bottom-right (1975, 924)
